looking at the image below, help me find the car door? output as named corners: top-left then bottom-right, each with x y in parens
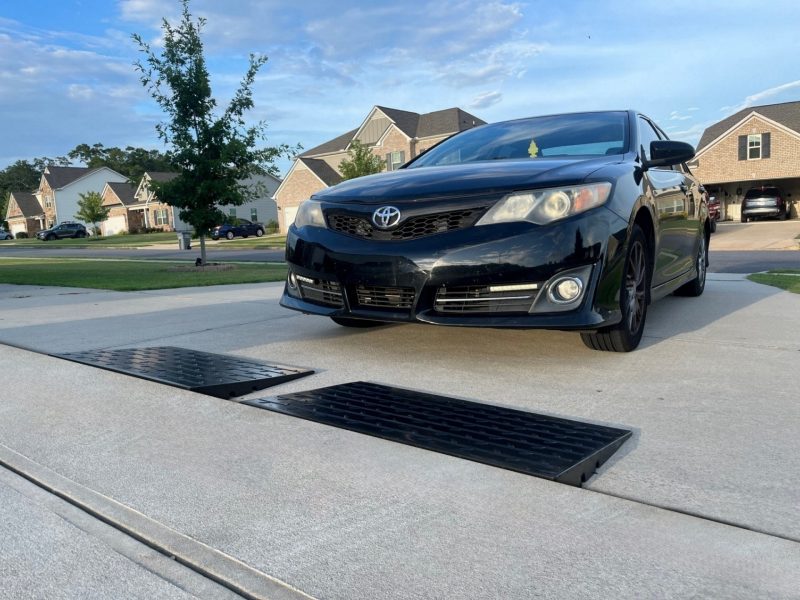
top-left (638, 117), bottom-right (691, 286)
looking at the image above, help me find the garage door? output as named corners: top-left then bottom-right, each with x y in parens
top-left (9, 222), bottom-right (26, 237)
top-left (283, 206), bottom-right (298, 231)
top-left (103, 215), bottom-right (127, 236)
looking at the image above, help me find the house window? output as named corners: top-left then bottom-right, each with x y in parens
top-left (154, 209), bottom-right (170, 225)
top-left (748, 134), bottom-right (761, 160)
top-left (250, 208), bottom-right (258, 221)
top-left (44, 195), bottom-right (53, 208)
top-left (386, 150), bottom-right (405, 171)
top-left (229, 208), bottom-right (237, 218)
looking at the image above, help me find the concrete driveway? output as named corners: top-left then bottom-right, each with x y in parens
top-left (1, 277), bottom-right (799, 599)
top-left (711, 219), bottom-right (800, 250)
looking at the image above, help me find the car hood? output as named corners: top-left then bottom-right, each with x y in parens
top-left (314, 156), bottom-right (622, 203)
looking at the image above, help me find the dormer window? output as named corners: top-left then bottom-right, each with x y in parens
top-left (747, 134), bottom-right (761, 160)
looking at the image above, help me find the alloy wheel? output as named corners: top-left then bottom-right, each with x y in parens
top-left (625, 240), bottom-right (647, 334)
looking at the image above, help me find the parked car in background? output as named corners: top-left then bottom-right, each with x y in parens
top-left (282, 110), bottom-right (710, 352)
top-left (0, 229), bottom-right (14, 240)
top-left (211, 218), bottom-right (265, 240)
top-left (35, 222), bottom-right (88, 240)
top-left (741, 186), bottom-right (789, 222)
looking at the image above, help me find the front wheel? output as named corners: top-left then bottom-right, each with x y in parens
top-left (330, 316), bottom-right (386, 328)
top-left (255, 228), bottom-right (264, 237)
top-left (46, 234), bottom-right (56, 241)
top-left (225, 231), bottom-right (234, 240)
top-left (581, 225), bottom-right (650, 352)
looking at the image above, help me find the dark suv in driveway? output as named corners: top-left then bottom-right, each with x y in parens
top-left (35, 222), bottom-right (88, 240)
top-left (741, 186), bottom-right (790, 222)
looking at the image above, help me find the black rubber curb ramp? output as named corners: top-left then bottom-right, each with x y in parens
top-left (56, 346), bottom-right (313, 399)
top-left (245, 381), bottom-right (632, 486)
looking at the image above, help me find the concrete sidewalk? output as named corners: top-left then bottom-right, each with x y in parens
top-left (1, 277), bottom-right (799, 599)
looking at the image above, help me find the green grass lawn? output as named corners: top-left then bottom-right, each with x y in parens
top-left (0, 258), bottom-right (287, 291)
top-left (7, 232), bottom-right (178, 248)
top-left (747, 269), bottom-right (800, 294)
top-left (213, 233), bottom-right (286, 248)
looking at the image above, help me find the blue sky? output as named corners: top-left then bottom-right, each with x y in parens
top-left (1, 0), bottom-right (799, 176)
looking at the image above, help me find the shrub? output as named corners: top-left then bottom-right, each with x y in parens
top-left (15, 232), bottom-right (28, 239)
top-left (266, 219), bottom-right (279, 234)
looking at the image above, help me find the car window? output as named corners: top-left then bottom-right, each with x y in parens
top-left (408, 112), bottom-right (629, 167)
top-left (637, 117), bottom-right (662, 162)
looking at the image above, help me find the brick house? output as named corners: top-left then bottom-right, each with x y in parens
top-left (274, 105), bottom-right (485, 232)
top-left (118, 171), bottom-right (282, 233)
top-left (4, 191), bottom-right (46, 238)
top-left (37, 166), bottom-right (128, 230)
top-left (691, 101), bottom-right (800, 221)
top-left (100, 181), bottom-right (141, 235)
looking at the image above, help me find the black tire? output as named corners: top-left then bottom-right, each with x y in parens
top-left (741, 215), bottom-right (748, 223)
top-left (255, 228), bottom-right (264, 237)
top-left (581, 225), bottom-right (650, 352)
top-left (226, 231), bottom-right (234, 240)
top-left (330, 316), bottom-right (386, 328)
top-left (75, 231), bottom-right (86, 238)
top-left (674, 233), bottom-right (707, 297)
top-left (46, 234), bottom-right (56, 241)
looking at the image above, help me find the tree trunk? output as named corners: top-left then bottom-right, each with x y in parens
top-left (199, 233), bottom-right (207, 265)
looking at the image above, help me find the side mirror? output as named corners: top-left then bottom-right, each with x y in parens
top-left (643, 140), bottom-right (695, 170)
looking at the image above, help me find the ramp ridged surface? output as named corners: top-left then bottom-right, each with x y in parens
top-left (56, 346), bottom-right (313, 399)
top-left (245, 381), bottom-right (631, 486)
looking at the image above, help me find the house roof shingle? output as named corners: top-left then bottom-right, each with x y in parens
top-left (43, 166), bottom-right (95, 189)
top-left (697, 100), bottom-right (800, 151)
top-left (300, 129), bottom-right (359, 157)
top-left (300, 158), bottom-right (343, 186)
top-left (8, 192), bottom-right (43, 218)
top-left (106, 181), bottom-right (138, 206)
top-left (299, 106), bottom-right (485, 159)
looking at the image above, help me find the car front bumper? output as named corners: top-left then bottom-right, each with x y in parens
top-left (280, 207), bottom-right (630, 330)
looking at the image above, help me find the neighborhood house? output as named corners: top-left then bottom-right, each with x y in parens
top-left (691, 100), bottom-right (799, 221)
top-left (274, 105), bottom-right (485, 233)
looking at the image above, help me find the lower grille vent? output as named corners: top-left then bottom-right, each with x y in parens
top-left (356, 285), bottom-right (415, 309)
top-left (435, 284), bottom-right (540, 314)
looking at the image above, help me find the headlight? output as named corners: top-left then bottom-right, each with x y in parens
top-left (293, 200), bottom-right (326, 229)
top-left (476, 182), bottom-right (612, 226)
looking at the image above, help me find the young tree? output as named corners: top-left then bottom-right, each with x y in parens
top-left (132, 0), bottom-right (293, 264)
top-left (75, 191), bottom-right (109, 235)
top-left (338, 140), bottom-right (385, 180)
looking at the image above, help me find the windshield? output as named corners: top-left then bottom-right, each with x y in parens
top-left (409, 111), bottom-right (629, 168)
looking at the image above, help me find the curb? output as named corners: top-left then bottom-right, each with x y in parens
top-left (0, 444), bottom-right (315, 600)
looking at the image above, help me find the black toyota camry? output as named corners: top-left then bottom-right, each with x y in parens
top-left (281, 110), bottom-right (710, 352)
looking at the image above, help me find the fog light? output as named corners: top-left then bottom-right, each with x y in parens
top-left (548, 277), bottom-right (583, 304)
top-left (287, 271), bottom-right (298, 289)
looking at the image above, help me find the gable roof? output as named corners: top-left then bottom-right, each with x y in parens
top-left (105, 181), bottom-right (138, 206)
top-left (697, 100), bottom-right (800, 151)
top-left (43, 166), bottom-right (95, 189)
top-left (300, 158), bottom-right (343, 186)
top-left (300, 129), bottom-right (359, 157)
top-left (300, 106), bottom-right (485, 159)
top-left (7, 192), bottom-right (43, 218)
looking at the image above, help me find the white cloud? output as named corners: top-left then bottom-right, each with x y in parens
top-left (720, 80), bottom-right (800, 114)
top-left (468, 91), bottom-right (503, 110)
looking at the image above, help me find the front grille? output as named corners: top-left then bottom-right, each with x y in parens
top-left (296, 276), bottom-right (344, 307)
top-left (327, 208), bottom-right (485, 241)
top-left (434, 284), bottom-right (541, 314)
top-left (356, 285), bottom-right (415, 309)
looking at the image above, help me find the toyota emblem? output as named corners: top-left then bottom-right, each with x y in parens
top-left (372, 206), bottom-right (401, 229)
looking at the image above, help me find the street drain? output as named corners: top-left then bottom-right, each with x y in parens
top-left (244, 381), bottom-right (632, 486)
top-left (56, 346), bottom-right (313, 399)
